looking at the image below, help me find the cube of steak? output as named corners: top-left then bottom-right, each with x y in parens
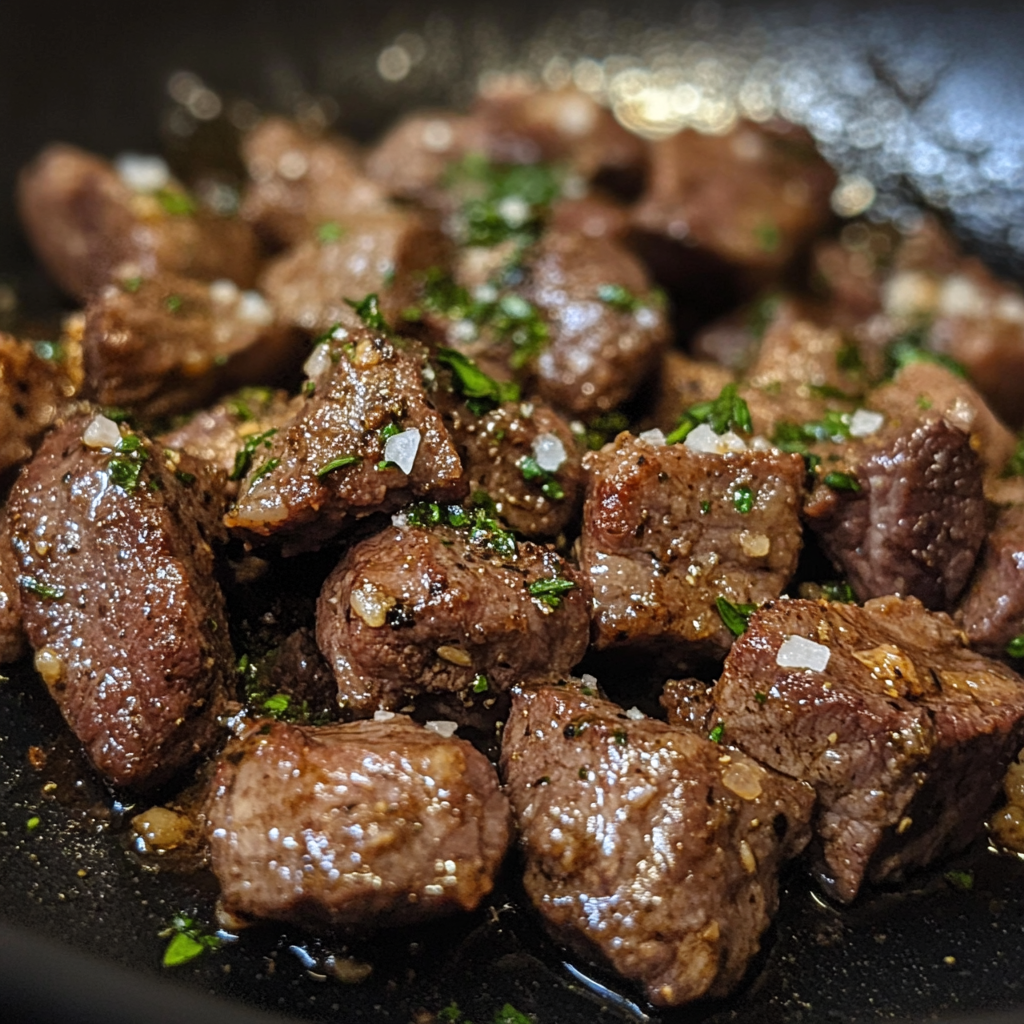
top-left (580, 433), bottom-right (805, 662)
top-left (453, 400), bottom-right (584, 538)
top-left (208, 717), bottom-right (511, 927)
top-left (0, 331), bottom-right (81, 481)
top-left (83, 274), bottom-right (301, 418)
top-left (500, 682), bottom-right (814, 1007)
top-left (641, 350), bottom-right (734, 435)
top-left (262, 627), bottom-right (337, 720)
top-left (240, 117), bottom-right (389, 247)
top-left (524, 230), bottom-right (669, 416)
top-left (802, 413), bottom-right (985, 610)
top-left (0, 514), bottom-right (27, 664)
top-left (316, 521), bottom-right (589, 716)
top-left (259, 208), bottom-right (449, 335)
top-left (630, 119), bottom-right (836, 284)
top-left (224, 328), bottom-right (466, 550)
top-left (5, 414), bottom-right (234, 788)
top-left (18, 144), bottom-right (259, 300)
top-left (958, 504), bottom-right (1024, 658)
top-left (714, 596), bottom-right (1024, 903)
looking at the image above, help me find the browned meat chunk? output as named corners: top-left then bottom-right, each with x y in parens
top-left (0, 514), bottom-right (27, 664)
top-left (500, 682), bottom-right (814, 1007)
top-left (208, 717), bottom-right (511, 927)
top-left (454, 400), bottom-right (584, 538)
top-left (0, 331), bottom-right (81, 481)
top-left (580, 433), bottom-right (805, 662)
top-left (83, 274), bottom-right (300, 418)
top-left (18, 144), bottom-right (259, 300)
top-left (240, 117), bottom-right (388, 247)
top-left (316, 520), bottom-right (589, 716)
top-left (525, 230), bottom-right (669, 416)
top-left (631, 119), bottom-right (836, 287)
top-left (224, 328), bottom-right (465, 550)
top-left (714, 596), bottom-right (1024, 902)
top-left (642, 350), bottom-right (734, 435)
top-left (259, 208), bottom-right (449, 334)
top-left (6, 414), bottom-right (233, 788)
top-left (959, 503), bottom-right (1024, 658)
top-left (260, 627), bottom-right (337, 719)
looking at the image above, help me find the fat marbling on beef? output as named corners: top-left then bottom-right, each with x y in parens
top-left (207, 716), bottom-right (511, 927)
top-left (500, 681), bottom-right (814, 1007)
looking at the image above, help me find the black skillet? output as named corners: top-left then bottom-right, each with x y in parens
top-left (4, 2), bottom-right (1024, 1022)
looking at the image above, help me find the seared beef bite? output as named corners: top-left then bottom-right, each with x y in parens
top-left (453, 398), bottom-right (585, 539)
top-left (0, 515), bottom-right (27, 664)
top-left (524, 228), bottom-right (670, 416)
top-left (714, 596), bottom-right (1024, 903)
top-left (207, 716), bottom-right (511, 927)
top-left (260, 208), bottom-right (450, 335)
top-left (0, 330), bottom-right (81, 481)
top-left (224, 324), bottom-right (465, 551)
top-left (500, 681), bottom-right (815, 1007)
top-left (239, 116), bottom-right (389, 247)
top-left (6, 413), bottom-right (234, 789)
top-left (580, 430), bottom-right (805, 663)
top-left (630, 119), bottom-right (836, 291)
top-left (643, 349), bottom-right (734, 435)
top-left (316, 516), bottom-right (589, 716)
top-left (18, 144), bottom-right (259, 300)
top-left (83, 273), bottom-right (300, 418)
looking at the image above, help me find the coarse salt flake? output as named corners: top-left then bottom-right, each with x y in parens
top-left (637, 428), bottom-right (666, 447)
top-left (384, 428), bottom-right (421, 475)
top-left (208, 279), bottom-right (239, 305)
top-left (532, 432), bottom-right (567, 472)
top-left (685, 423), bottom-right (748, 455)
top-left (303, 343), bottom-right (332, 381)
top-left (83, 414), bottom-right (122, 450)
top-left (425, 720), bottom-right (458, 739)
top-left (237, 290), bottom-right (273, 326)
top-left (849, 408), bottom-right (884, 438)
top-left (776, 635), bottom-right (831, 672)
top-left (115, 153), bottom-right (171, 193)
top-left (373, 710), bottom-right (396, 722)
top-left (625, 707), bottom-right (644, 720)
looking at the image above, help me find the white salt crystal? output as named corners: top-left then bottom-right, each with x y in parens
top-left (849, 408), bottom-right (885, 438)
top-left (532, 432), bottom-right (567, 471)
top-left (776, 635), bottom-right (831, 672)
top-left (83, 414), bottom-right (121, 450)
top-left (384, 428), bottom-right (421, 475)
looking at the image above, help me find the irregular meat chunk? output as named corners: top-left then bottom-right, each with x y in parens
top-left (580, 433), bottom-right (805, 662)
top-left (642, 350), bottom-right (734, 435)
top-left (453, 400), bottom-right (584, 538)
top-left (83, 274), bottom-right (300, 417)
top-left (259, 208), bottom-right (449, 334)
top-left (224, 328), bottom-right (465, 550)
top-left (714, 596), bottom-right (1024, 902)
top-left (0, 514), bottom-right (27, 664)
top-left (0, 331), bottom-right (81, 480)
top-left (18, 144), bottom-right (259, 300)
top-left (240, 117), bottom-right (388, 246)
top-left (500, 682), bottom-right (814, 1007)
top-left (525, 230), bottom-right (669, 416)
top-left (208, 717), bottom-right (511, 927)
top-left (6, 414), bottom-right (233, 788)
top-left (316, 520), bottom-right (589, 715)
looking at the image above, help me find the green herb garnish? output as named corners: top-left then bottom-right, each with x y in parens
top-left (345, 293), bottom-right (389, 332)
top-left (230, 428), bottom-right (277, 481)
top-left (249, 457), bottom-right (280, 485)
top-left (821, 580), bottom-right (857, 603)
top-left (159, 914), bottom-right (222, 968)
top-left (823, 471), bottom-right (861, 492)
top-left (944, 869), bottom-right (974, 891)
top-left (708, 721), bottom-right (725, 743)
top-left (574, 410), bottom-right (630, 451)
top-left (666, 383), bottom-right (752, 445)
top-left (155, 188), bottom-right (197, 217)
top-left (262, 693), bottom-right (292, 716)
top-left (317, 221), bottom-right (345, 244)
top-left (716, 596), bottom-right (756, 636)
top-left (1003, 436), bottom-right (1024, 478)
top-left (122, 276), bottom-right (143, 294)
top-left (472, 674), bottom-right (489, 693)
top-left (108, 432), bottom-right (150, 492)
top-left (527, 576), bottom-right (576, 609)
top-left (596, 283), bottom-right (642, 313)
top-left (1006, 635), bottom-right (1024, 659)
top-left (175, 470), bottom-right (196, 486)
top-left (734, 485), bottom-right (754, 514)
top-left (26, 815), bottom-right (40, 831)
top-left (165, 294), bottom-right (183, 314)
top-left (436, 347), bottom-right (520, 415)
top-left (519, 456), bottom-right (565, 501)
top-left (316, 454), bottom-right (362, 478)
top-left (404, 495), bottom-right (517, 560)
top-left (754, 691), bottom-right (768, 704)
top-left (19, 576), bottom-right (65, 601)
top-left (754, 222), bottom-right (781, 253)
top-left (885, 326), bottom-right (967, 379)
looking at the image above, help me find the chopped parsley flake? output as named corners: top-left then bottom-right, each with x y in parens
top-left (165, 294), bottom-right (183, 314)
top-left (316, 454), bottom-right (362, 478)
top-left (944, 869), bottom-right (974, 891)
top-left (1003, 435), bottom-right (1024, 478)
top-left (596, 283), bottom-right (642, 313)
top-left (754, 691), bottom-right (768, 704)
top-left (1006, 635), bottom-right (1024, 659)
top-left (249, 457), bottom-right (280, 485)
top-left (754, 222), bottom-right (781, 253)
top-left (823, 471), bottom-right (861, 492)
top-left (175, 470), bottom-right (196, 486)
top-left (159, 914), bottom-right (222, 968)
top-left (405, 495), bottom-right (517, 560)
top-left (715, 596), bottom-right (756, 636)
top-left (436, 347), bottom-right (520, 415)
top-left (262, 693), bottom-right (292, 716)
top-left (527, 576), bottom-right (576, 609)
top-left (224, 387), bottom-right (275, 423)
top-left (317, 221), bottom-right (345, 244)
top-left (820, 580), bottom-right (857, 603)
top-left (26, 815), bottom-right (40, 831)
top-left (122, 276), bottom-right (143, 294)
top-left (708, 720), bottom-right (725, 743)
top-left (734, 485), bottom-right (754, 514)
top-left (885, 325), bottom-right (967, 379)
top-left (493, 1002), bottom-right (532, 1024)
top-left (230, 428), bottom-right (277, 481)
top-left (519, 456), bottom-right (565, 501)
top-left (666, 383), bottom-right (752, 445)
top-left (155, 188), bottom-right (197, 217)
top-left (573, 410), bottom-right (630, 451)
top-left (19, 575), bottom-right (65, 601)
top-left (108, 432), bottom-right (150, 492)
top-left (473, 674), bottom-right (489, 693)
top-left (345, 293), bottom-right (389, 332)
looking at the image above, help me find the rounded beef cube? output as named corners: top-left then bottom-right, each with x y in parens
top-left (641, 350), bottom-right (734, 435)
top-left (631, 119), bottom-right (836, 282)
top-left (316, 522), bottom-right (589, 716)
top-left (208, 717), bottom-right (511, 927)
top-left (259, 208), bottom-right (450, 335)
top-left (18, 144), bottom-right (259, 300)
top-left (6, 414), bottom-right (234, 788)
top-left (83, 274), bottom-right (301, 418)
top-left (547, 195), bottom-right (631, 244)
top-left (454, 400), bottom-right (584, 538)
top-left (224, 329), bottom-right (466, 551)
top-left (0, 515), bottom-right (27, 664)
top-left (0, 331), bottom-right (81, 481)
top-left (240, 117), bottom-right (389, 246)
top-left (714, 596), bottom-right (1024, 903)
top-left (500, 682), bottom-right (814, 1007)
top-left (958, 504), bottom-right (1024, 658)
top-left (580, 433), bottom-right (805, 662)
top-left (525, 230), bottom-right (669, 416)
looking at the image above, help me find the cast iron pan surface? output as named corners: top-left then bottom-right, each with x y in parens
top-left (4, 3), bottom-right (1024, 1022)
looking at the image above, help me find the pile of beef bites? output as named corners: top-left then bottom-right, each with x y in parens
top-left (5, 85), bottom-right (1024, 1008)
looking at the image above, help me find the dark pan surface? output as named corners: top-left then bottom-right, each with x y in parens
top-left (4, 3), bottom-right (1024, 1022)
